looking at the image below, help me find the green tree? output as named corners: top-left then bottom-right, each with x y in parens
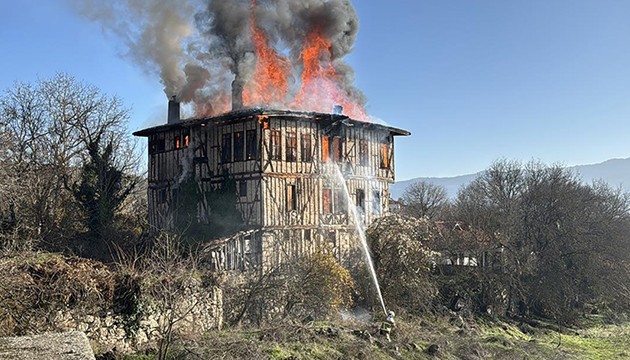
top-left (72, 138), bottom-right (137, 244)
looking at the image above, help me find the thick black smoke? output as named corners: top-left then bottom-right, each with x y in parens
top-left (73, 0), bottom-right (365, 115)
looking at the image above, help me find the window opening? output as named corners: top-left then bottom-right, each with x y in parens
top-left (270, 130), bottom-right (282, 160)
top-left (234, 131), bottom-right (244, 161)
top-left (221, 133), bottom-right (232, 163)
top-left (321, 135), bottom-right (330, 162)
top-left (380, 137), bottom-right (390, 169)
top-left (372, 190), bottom-right (382, 215)
top-left (238, 181), bottom-right (247, 198)
top-left (286, 132), bottom-right (297, 162)
top-left (323, 188), bottom-right (332, 214)
top-left (246, 129), bottom-right (257, 160)
top-left (334, 187), bottom-right (347, 213)
top-left (300, 134), bottom-right (312, 162)
top-left (332, 136), bottom-right (342, 162)
top-left (359, 140), bottom-right (368, 166)
top-left (356, 189), bottom-right (365, 212)
top-left (287, 184), bottom-right (297, 211)
top-left (156, 139), bottom-right (165, 152)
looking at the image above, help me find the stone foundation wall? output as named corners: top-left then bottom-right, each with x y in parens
top-left (53, 285), bottom-right (223, 354)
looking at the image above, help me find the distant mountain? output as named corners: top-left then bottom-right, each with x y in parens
top-left (391, 157), bottom-right (630, 200)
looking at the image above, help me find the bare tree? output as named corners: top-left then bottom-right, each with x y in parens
top-left (0, 73), bottom-right (140, 254)
top-left (401, 180), bottom-right (449, 219)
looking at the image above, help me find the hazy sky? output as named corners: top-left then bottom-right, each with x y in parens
top-left (1, 1), bottom-right (629, 180)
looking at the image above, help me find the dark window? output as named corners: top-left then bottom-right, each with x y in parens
top-left (321, 135), bottom-right (330, 162)
top-left (221, 133), bottom-right (232, 163)
top-left (372, 190), bottom-right (382, 215)
top-left (300, 134), bottom-right (312, 162)
top-left (286, 132), bottom-right (297, 162)
top-left (323, 188), bottom-right (332, 214)
top-left (234, 131), bottom-right (244, 161)
top-left (156, 138), bottom-right (165, 152)
top-left (246, 129), bottom-right (257, 160)
top-left (332, 137), bottom-right (342, 162)
top-left (359, 140), bottom-right (368, 166)
top-left (287, 184), bottom-right (297, 211)
top-left (356, 189), bottom-right (365, 212)
top-left (174, 136), bottom-right (181, 149)
top-left (238, 181), bottom-right (247, 198)
top-left (380, 137), bottom-right (390, 169)
top-left (327, 230), bottom-right (336, 248)
top-left (270, 130), bottom-right (282, 160)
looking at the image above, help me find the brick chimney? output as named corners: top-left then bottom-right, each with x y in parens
top-left (232, 77), bottom-right (244, 111)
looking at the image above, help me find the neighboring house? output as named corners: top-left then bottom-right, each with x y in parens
top-left (431, 221), bottom-right (504, 271)
top-left (134, 101), bottom-right (410, 271)
top-left (388, 198), bottom-right (404, 214)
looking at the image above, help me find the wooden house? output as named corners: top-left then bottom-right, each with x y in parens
top-left (133, 102), bottom-right (410, 271)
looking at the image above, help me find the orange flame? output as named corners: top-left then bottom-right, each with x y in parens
top-left (292, 28), bottom-right (368, 121)
top-left (229, 3), bottom-right (369, 121)
top-left (243, 0), bottom-right (290, 107)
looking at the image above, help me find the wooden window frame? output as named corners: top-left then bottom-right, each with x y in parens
top-left (270, 130), bottom-right (282, 160)
top-left (286, 132), bottom-right (297, 162)
top-left (356, 188), bottom-right (366, 212)
top-left (332, 136), bottom-right (342, 163)
top-left (334, 187), bottom-right (346, 214)
top-left (323, 188), bottom-right (332, 214)
top-left (221, 133), bottom-right (232, 163)
top-left (234, 131), bottom-right (245, 162)
top-left (238, 181), bottom-right (247, 198)
top-left (372, 190), bottom-right (382, 215)
top-left (321, 135), bottom-right (330, 163)
top-left (359, 139), bottom-right (368, 166)
top-left (286, 184), bottom-right (297, 211)
top-left (300, 134), bottom-right (312, 162)
top-left (380, 137), bottom-right (391, 169)
top-left (246, 129), bottom-right (257, 160)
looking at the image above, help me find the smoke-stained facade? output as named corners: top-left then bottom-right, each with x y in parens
top-left (134, 108), bottom-right (409, 270)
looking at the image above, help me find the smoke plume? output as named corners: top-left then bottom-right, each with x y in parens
top-left (73, 0), bottom-right (367, 120)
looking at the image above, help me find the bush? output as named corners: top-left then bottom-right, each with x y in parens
top-left (363, 215), bottom-right (437, 315)
top-left (223, 248), bottom-right (355, 326)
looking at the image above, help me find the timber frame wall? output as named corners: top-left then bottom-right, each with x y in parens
top-left (134, 109), bottom-right (410, 271)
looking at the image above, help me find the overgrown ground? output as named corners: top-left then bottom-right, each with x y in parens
top-left (133, 314), bottom-right (630, 360)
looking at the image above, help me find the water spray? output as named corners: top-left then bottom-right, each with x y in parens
top-left (333, 166), bottom-right (387, 316)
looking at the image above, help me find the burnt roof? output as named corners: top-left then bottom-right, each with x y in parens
top-left (132, 108), bottom-right (411, 137)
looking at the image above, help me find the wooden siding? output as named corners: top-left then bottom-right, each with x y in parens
top-left (142, 111), bottom-right (403, 271)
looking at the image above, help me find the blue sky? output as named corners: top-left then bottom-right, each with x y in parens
top-left (1, 1), bottom-right (629, 180)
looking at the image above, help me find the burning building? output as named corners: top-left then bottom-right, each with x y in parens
top-left (109, 0), bottom-right (411, 270)
top-left (134, 104), bottom-right (409, 271)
